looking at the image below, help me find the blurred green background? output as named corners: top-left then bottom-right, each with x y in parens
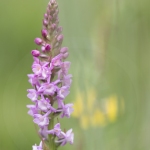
top-left (0, 0), bottom-right (150, 149)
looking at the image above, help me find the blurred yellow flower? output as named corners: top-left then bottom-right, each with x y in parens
top-left (87, 89), bottom-right (96, 112)
top-left (80, 114), bottom-right (89, 130)
top-left (105, 95), bottom-right (118, 122)
top-left (91, 109), bottom-right (106, 127)
top-left (72, 89), bottom-right (124, 130)
top-left (72, 91), bottom-right (84, 118)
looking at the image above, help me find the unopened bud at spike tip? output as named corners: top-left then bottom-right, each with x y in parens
top-left (46, 8), bottom-right (50, 14)
top-left (41, 29), bottom-right (48, 38)
top-left (51, 23), bottom-right (56, 30)
top-left (41, 46), bottom-right (45, 52)
top-left (34, 38), bottom-right (43, 45)
top-left (48, 16), bottom-right (52, 22)
top-left (44, 13), bottom-right (48, 19)
top-left (43, 19), bottom-right (48, 26)
top-left (51, 0), bottom-right (55, 4)
top-left (31, 50), bottom-right (40, 57)
top-left (41, 44), bottom-right (51, 52)
top-left (45, 44), bottom-right (51, 51)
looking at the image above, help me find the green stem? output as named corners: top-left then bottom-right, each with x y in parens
top-left (48, 117), bottom-right (57, 150)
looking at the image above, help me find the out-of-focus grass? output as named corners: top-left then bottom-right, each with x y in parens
top-left (1, 0), bottom-right (150, 150)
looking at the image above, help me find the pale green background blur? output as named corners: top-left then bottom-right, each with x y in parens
top-left (1, 0), bottom-right (150, 150)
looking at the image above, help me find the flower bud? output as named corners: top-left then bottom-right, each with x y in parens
top-left (53, 12), bottom-right (58, 19)
top-left (53, 4), bottom-right (58, 9)
top-left (57, 27), bottom-right (63, 34)
top-left (44, 13), bottom-right (48, 19)
top-left (41, 44), bottom-right (51, 52)
top-left (46, 8), bottom-right (50, 14)
top-left (48, 2), bottom-right (51, 8)
top-left (45, 44), bottom-right (51, 51)
top-left (41, 29), bottom-right (48, 38)
top-left (51, 0), bottom-right (55, 5)
top-left (48, 16), bottom-right (52, 22)
top-left (60, 47), bottom-right (68, 53)
top-left (43, 19), bottom-right (48, 26)
top-left (51, 23), bottom-right (56, 30)
top-left (31, 50), bottom-right (40, 57)
top-left (41, 46), bottom-right (45, 52)
top-left (55, 9), bottom-right (59, 15)
top-left (63, 52), bottom-right (69, 59)
top-left (57, 34), bottom-right (63, 42)
top-left (55, 19), bottom-right (59, 25)
top-left (34, 38), bottom-right (43, 45)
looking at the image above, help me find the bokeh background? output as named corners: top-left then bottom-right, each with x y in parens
top-left (0, 0), bottom-right (150, 149)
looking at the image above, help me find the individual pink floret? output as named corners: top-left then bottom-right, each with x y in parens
top-left (27, 89), bottom-right (38, 102)
top-left (32, 63), bottom-right (42, 76)
top-left (51, 54), bottom-right (63, 67)
top-left (57, 86), bottom-right (70, 100)
top-left (56, 129), bottom-right (74, 146)
top-left (37, 97), bottom-right (56, 112)
top-left (32, 141), bottom-right (43, 150)
top-left (47, 123), bottom-right (61, 137)
top-left (60, 103), bottom-right (74, 118)
top-left (33, 111), bottom-right (51, 127)
top-left (38, 83), bottom-right (57, 96)
top-left (27, 104), bottom-right (39, 117)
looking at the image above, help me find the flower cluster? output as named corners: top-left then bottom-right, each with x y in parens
top-left (27, 0), bottom-right (74, 149)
